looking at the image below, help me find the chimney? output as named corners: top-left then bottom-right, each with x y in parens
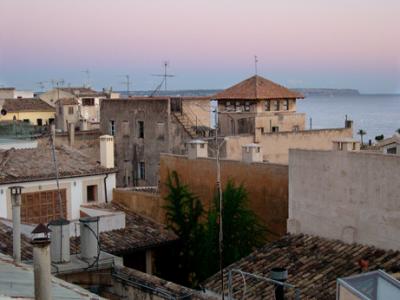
top-left (270, 267), bottom-right (288, 300)
top-left (79, 217), bottom-right (99, 261)
top-left (68, 122), bottom-right (75, 147)
top-left (9, 186), bottom-right (23, 263)
top-left (187, 139), bottom-right (208, 160)
top-left (49, 219), bottom-right (70, 264)
top-left (100, 135), bottom-right (114, 168)
top-left (80, 119), bottom-right (88, 131)
top-left (31, 224), bottom-right (52, 300)
top-left (345, 119), bottom-right (353, 129)
top-left (242, 143), bottom-right (263, 163)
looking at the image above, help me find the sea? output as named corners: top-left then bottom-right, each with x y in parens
top-left (296, 94), bottom-right (400, 142)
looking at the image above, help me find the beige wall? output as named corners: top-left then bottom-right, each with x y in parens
top-left (159, 154), bottom-right (289, 239)
top-left (0, 111), bottom-right (55, 125)
top-left (255, 112), bottom-right (306, 133)
top-left (224, 127), bottom-right (353, 164)
top-left (40, 89), bottom-right (73, 107)
top-left (113, 189), bottom-right (165, 223)
top-left (288, 149), bottom-right (400, 250)
top-left (182, 99), bottom-right (211, 128)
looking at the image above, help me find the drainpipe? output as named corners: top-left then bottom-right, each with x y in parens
top-left (103, 173), bottom-right (109, 203)
top-left (10, 186), bottom-right (23, 263)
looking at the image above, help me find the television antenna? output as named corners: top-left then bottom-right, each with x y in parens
top-left (120, 75), bottom-right (132, 97)
top-left (82, 69), bottom-right (91, 88)
top-left (152, 61), bottom-right (175, 91)
top-left (36, 81), bottom-right (48, 92)
top-left (50, 79), bottom-right (65, 88)
top-left (254, 55), bottom-right (258, 75)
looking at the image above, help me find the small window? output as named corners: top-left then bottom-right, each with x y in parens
top-left (264, 101), bottom-right (270, 111)
top-left (200, 143), bottom-right (205, 148)
top-left (352, 143), bottom-right (356, 150)
top-left (122, 120), bottom-right (129, 136)
top-left (109, 120), bottom-right (115, 136)
top-left (23, 119), bottom-right (30, 123)
top-left (68, 106), bottom-right (74, 115)
top-left (36, 119), bottom-right (43, 126)
top-left (282, 99), bottom-right (289, 110)
top-left (293, 125), bottom-right (300, 132)
top-left (273, 101), bottom-right (279, 111)
top-left (86, 185), bottom-right (98, 202)
top-left (82, 98), bottom-right (95, 106)
top-left (387, 147), bottom-right (397, 154)
top-left (255, 147), bottom-right (260, 153)
top-left (272, 126), bottom-right (279, 132)
top-left (138, 162), bottom-right (145, 180)
top-left (138, 121), bottom-right (144, 138)
top-left (244, 101), bottom-right (250, 111)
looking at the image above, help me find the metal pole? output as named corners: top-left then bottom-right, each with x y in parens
top-left (228, 270), bottom-right (232, 300)
top-left (50, 132), bottom-right (64, 219)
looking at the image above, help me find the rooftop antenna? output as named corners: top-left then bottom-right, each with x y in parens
top-left (50, 79), bottom-right (65, 89)
top-left (254, 55), bottom-right (258, 75)
top-left (82, 69), bottom-right (91, 88)
top-left (152, 61), bottom-right (175, 91)
top-left (120, 75), bottom-right (132, 97)
top-left (36, 81), bottom-right (47, 92)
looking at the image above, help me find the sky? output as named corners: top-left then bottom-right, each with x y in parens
top-left (0, 0), bottom-right (399, 93)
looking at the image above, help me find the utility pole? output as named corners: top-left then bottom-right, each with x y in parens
top-left (120, 75), bottom-right (132, 97)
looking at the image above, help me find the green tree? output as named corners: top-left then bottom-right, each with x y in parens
top-left (163, 170), bottom-right (205, 286)
top-left (375, 134), bottom-right (384, 141)
top-left (357, 129), bottom-right (367, 145)
top-left (203, 179), bottom-right (266, 277)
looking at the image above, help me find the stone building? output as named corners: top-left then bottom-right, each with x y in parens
top-left (100, 96), bottom-right (211, 187)
top-left (214, 75), bottom-right (305, 136)
top-left (55, 97), bottom-right (80, 131)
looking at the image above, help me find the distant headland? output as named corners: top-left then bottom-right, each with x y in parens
top-left (292, 88), bottom-right (360, 97)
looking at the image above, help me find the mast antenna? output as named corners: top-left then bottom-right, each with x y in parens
top-left (82, 69), bottom-right (91, 88)
top-left (120, 75), bottom-right (132, 97)
top-left (152, 61), bottom-right (175, 91)
top-left (254, 55), bottom-right (258, 75)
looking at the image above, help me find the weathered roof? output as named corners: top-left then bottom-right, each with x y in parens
top-left (0, 222), bottom-right (32, 260)
top-left (0, 252), bottom-right (105, 299)
top-left (2, 98), bottom-right (55, 112)
top-left (0, 87), bottom-right (15, 91)
top-left (203, 234), bottom-right (400, 299)
top-left (72, 203), bottom-right (178, 254)
top-left (0, 144), bottom-right (116, 185)
top-left (54, 97), bottom-right (79, 106)
top-left (213, 75), bottom-right (304, 100)
top-left (378, 133), bottom-right (400, 147)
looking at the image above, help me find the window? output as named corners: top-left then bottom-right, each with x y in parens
top-left (244, 101), bottom-right (250, 111)
top-left (272, 100), bottom-right (279, 111)
top-left (36, 119), bottom-right (43, 126)
top-left (264, 100), bottom-right (270, 111)
top-left (156, 122), bottom-right (165, 140)
top-left (200, 143), bottom-right (205, 149)
top-left (282, 99), bottom-right (289, 110)
top-left (109, 120), bottom-right (115, 136)
top-left (138, 162), bottom-right (145, 180)
top-left (82, 98), bottom-right (95, 106)
top-left (352, 143), bottom-right (356, 150)
top-left (138, 121), bottom-right (144, 138)
top-left (86, 185), bottom-right (98, 202)
top-left (387, 147), bottom-right (397, 154)
top-left (122, 120), bottom-right (129, 136)
top-left (23, 119), bottom-right (30, 123)
top-left (68, 106), bottom-right (74, 115)
top-left (272, 126), bottom-right (279, 132)
top-left (292, 125), bottom-right (300, 132)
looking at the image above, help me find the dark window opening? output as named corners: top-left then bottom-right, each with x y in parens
top-left (272, 126), bottom-right (279, 132)
top-left (68, 106), bottom-right (74, 115)
top-left (138, 121), bottom-right (144, 138)
top-left (110, 120), bottom-right (115, 136)
top-left (86, 185), bottom-right (98, 202)
top-left (82, 98), bottom-right (95, 106)
top-left (36, 119), bottom-right (43, 126)
top-left (387, 147), bottom-right (397, 154)
top-left (138, 162), bottom-right (145, 180)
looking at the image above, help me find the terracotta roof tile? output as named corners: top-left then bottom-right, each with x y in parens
top-left (203, 234), bottom-right (400, 299)
top-left (2, 98), bottom-right (55, 112)
top-left (213, 75), bottom-right (304, 100)
top-left (55, 97), bottom-right (79, 105)
top-left (0, 145), bottom-right (116, 184)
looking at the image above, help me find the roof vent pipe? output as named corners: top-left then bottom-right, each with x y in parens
top-left (270, 267), bottom-right (288, 300)
top-left (49, 218), bottom-right (70, 264)
top-left (79, 216), bottom-right (99, 261)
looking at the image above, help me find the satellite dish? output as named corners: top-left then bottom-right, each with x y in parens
top-left (1, 109), bottom-right (7, 116)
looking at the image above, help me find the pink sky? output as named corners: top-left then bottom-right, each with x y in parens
top-left (0, 0), bottom-right (399, 92)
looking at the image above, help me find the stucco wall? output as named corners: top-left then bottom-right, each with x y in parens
top-left (0, 173), bottom-right (115, 220)
top-left (288, 149), bottom-right (400, 250)
top-left (0, 111), bottom-right (55, 125)
top-left (182, 99), bottom-right (211, 128)
top-left (224, 127), bottom-right (353, 164)
top-left (113, 189), bottom-right (165, 223)
top-left (159, 154), bottom-right (288, 238)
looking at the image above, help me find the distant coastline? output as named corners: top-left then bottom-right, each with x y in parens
top-left (292, 88), bottom-right (360, 97)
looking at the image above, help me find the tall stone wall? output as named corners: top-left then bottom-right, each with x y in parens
top-left (159, 154), bottom-right (288, 239)
top-left (288, 149), bottom-right (400, 250)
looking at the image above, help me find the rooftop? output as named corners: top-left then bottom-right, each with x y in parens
top-left (203, 234), bottom-right (400, 299)
top-left (54, 97), bottom-right (79, 106)
top-left (378, 133), bottom-right (400, 147)
top-left (1, 98), bottom-right (55, 112)
top-left (0, 144), bottom-right (116, 185)
top-left (0, 252), bottom-right (104, 299)
top-left (213, 75), bottom-right (304, 100)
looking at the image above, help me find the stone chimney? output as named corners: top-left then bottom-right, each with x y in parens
top-left (100, 135), bottom-right (114, 168)
top-left (187, 140), bottom-right (208, 160)
top-left (31, 224), bottom-right (52, 300)
top-left (242, 143), bottom-right (263, 163)
top-left (10, 186), bottom-right (23, 263)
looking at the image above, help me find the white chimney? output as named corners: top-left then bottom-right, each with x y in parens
top-left (332, 138), bottom-right (360, 152)
top-left (187, 139), bottom-right (208, 160)
top-left (49, 219), bottom-right (70, 264)
top-left (10, 186), bottom-right (23, 263)
top-left (100, 135), bottom-right (114, 168)
top-left (31, 224), bottom-right (52, 300)
top-left (242, 143), bottom-right (263, 163)
top-left (79, 217), bottom-right (99, 261)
